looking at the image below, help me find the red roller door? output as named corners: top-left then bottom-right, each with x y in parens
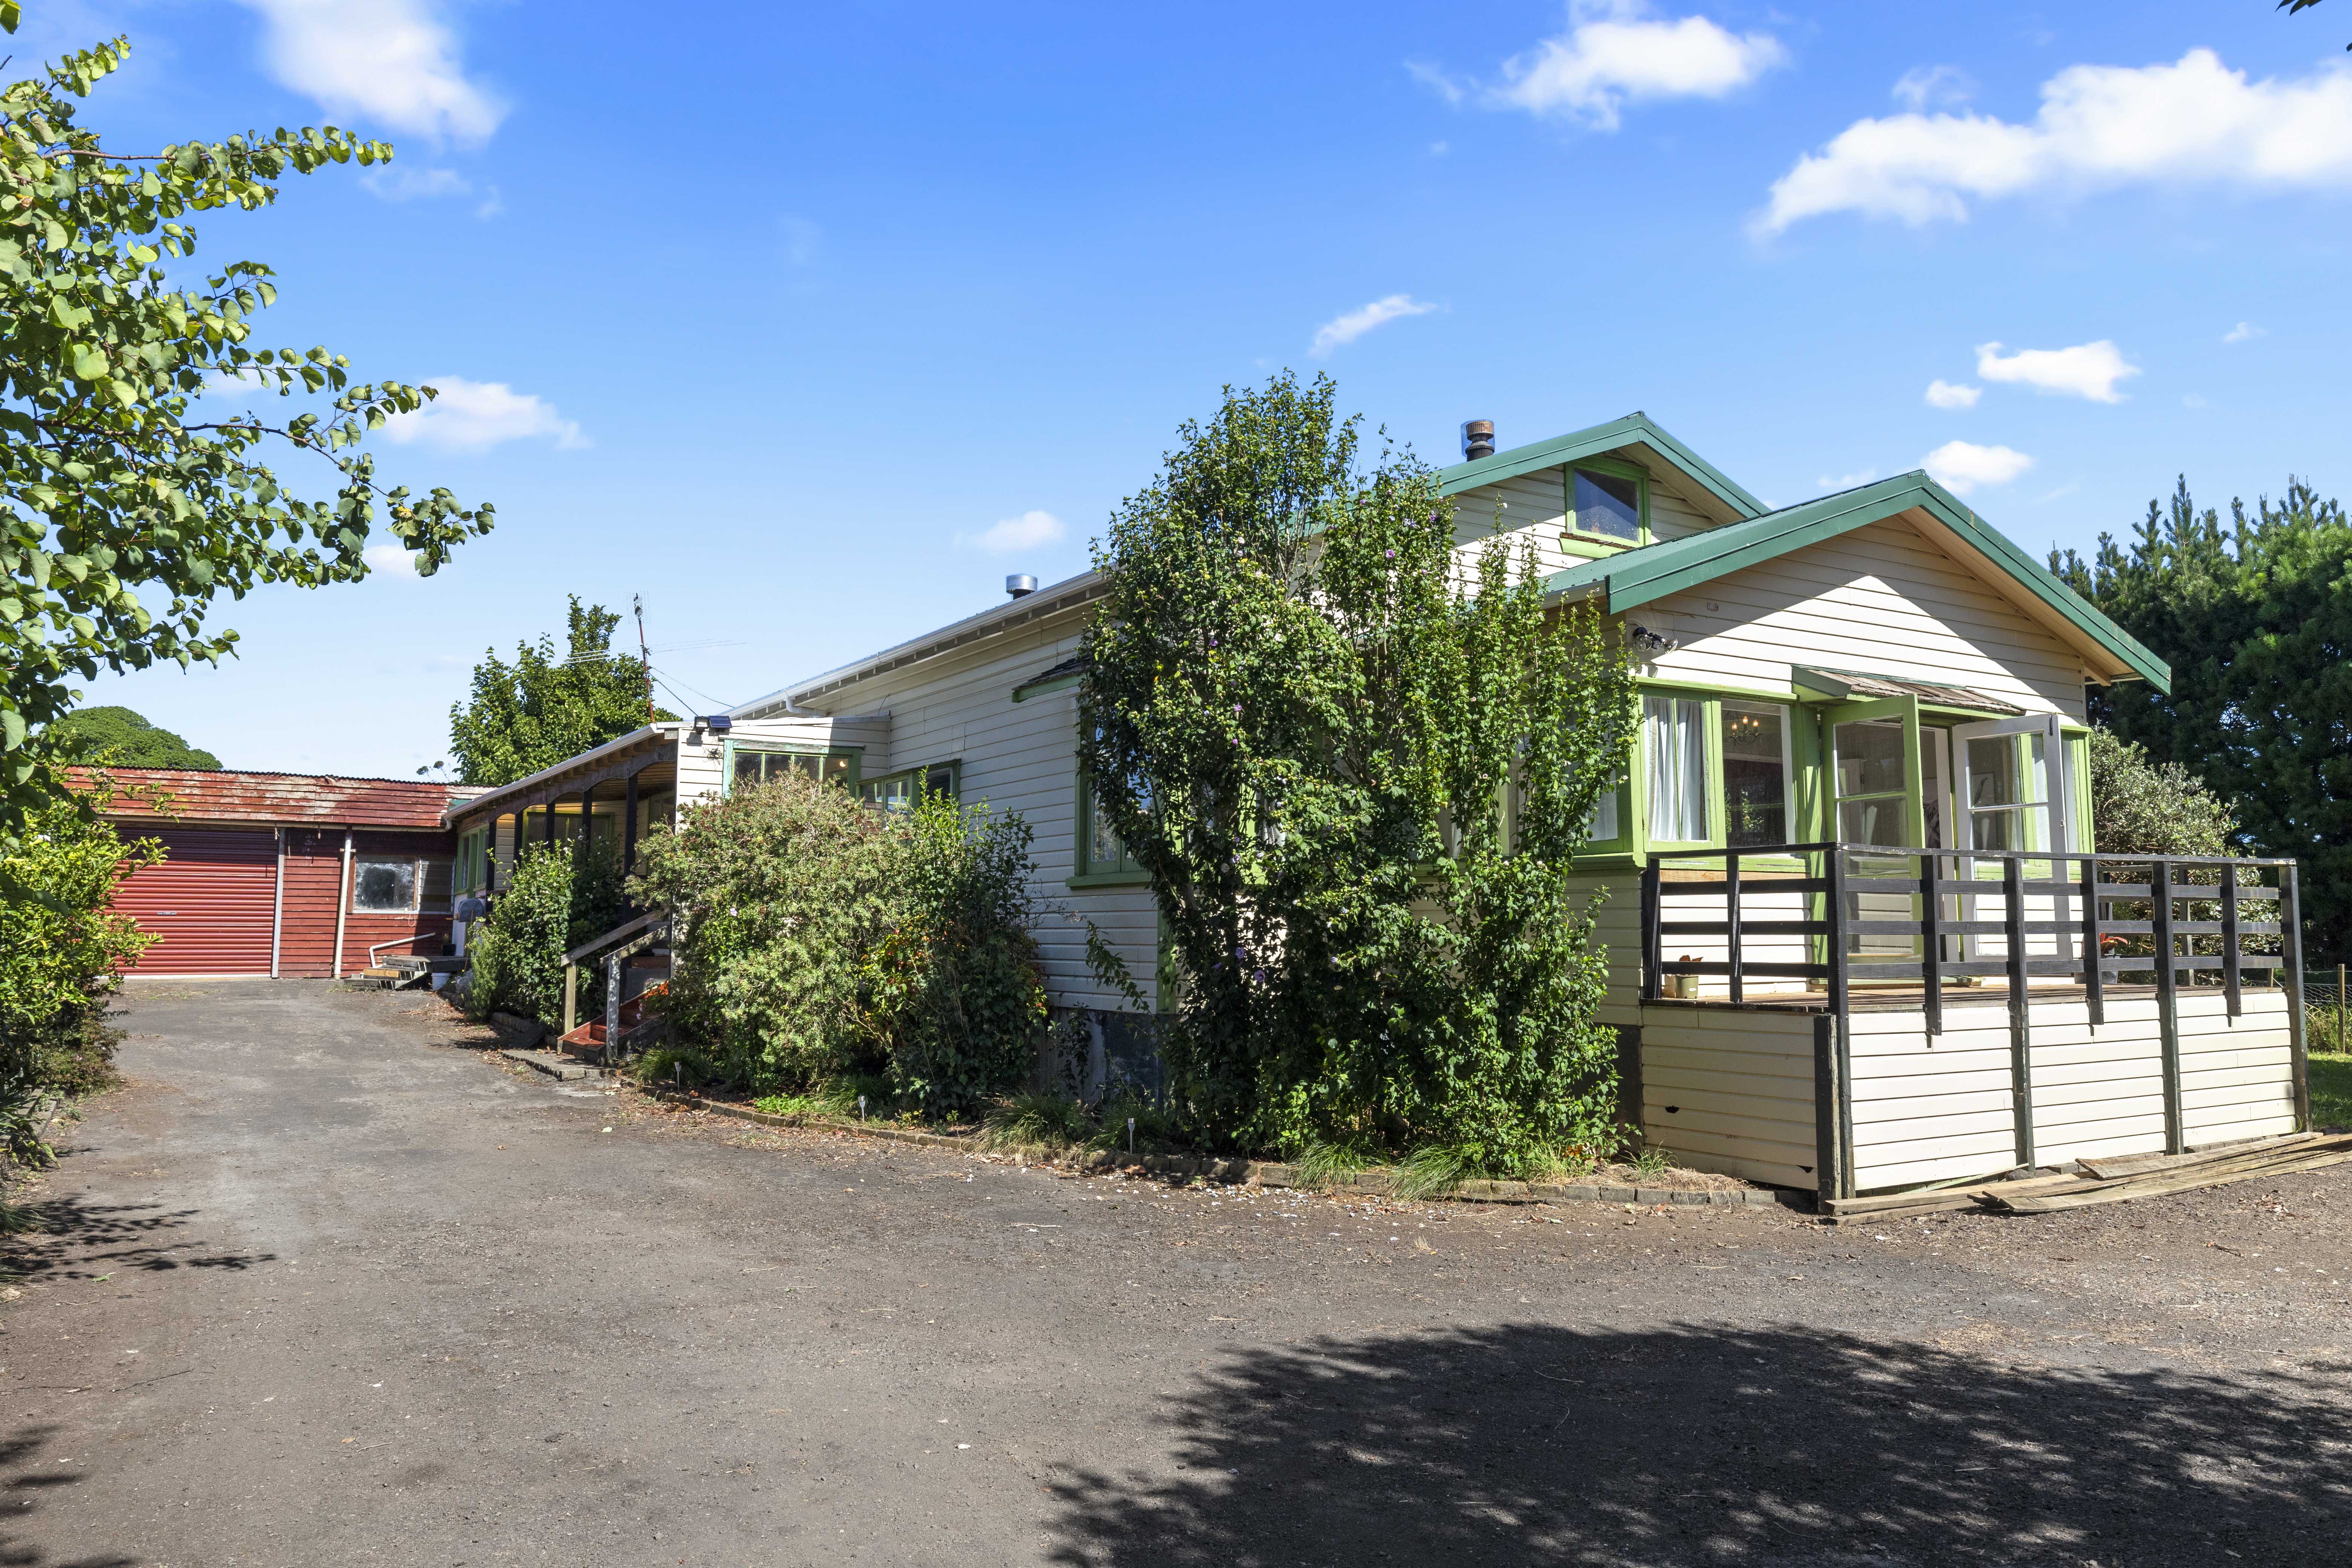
top-left (114, 827), bottom-right (279, 975)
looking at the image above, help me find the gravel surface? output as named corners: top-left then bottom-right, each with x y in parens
top-left (4, 981), bottom-right (2350, 1566)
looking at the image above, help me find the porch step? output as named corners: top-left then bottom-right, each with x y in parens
top-left (495, 1047), bottom-right (614, 1082)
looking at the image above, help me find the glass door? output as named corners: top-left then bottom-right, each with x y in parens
top-left (1827, 696), bottom-right (1923, 968)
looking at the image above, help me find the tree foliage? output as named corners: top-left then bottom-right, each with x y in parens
top-left (2051, 477), bottom-right (2352, 957)
top-left (0, 15), bottom-right (491, 841)
top-left (2086, 726), bottom-right (2236, 858)
top-left (449, 597), bottom-right (671, 787)
top-left (1, 784), bottom-right (159, 1164)
top-left (1080, 373), bottom-right (1639, 1172)
top-left (41, 703), bottom-right (217, 768)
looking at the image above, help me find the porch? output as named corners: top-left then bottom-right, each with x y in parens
top-left (1629, 842), bottom-right (2311, 1201)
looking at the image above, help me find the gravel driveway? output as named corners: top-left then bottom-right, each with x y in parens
top-left (5, 981), bottom-right (2351, 1566)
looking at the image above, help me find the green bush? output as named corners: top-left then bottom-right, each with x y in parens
top-left (0, 791), bottom-right (162, 1167)
top-left (2087, 727), bottom-right (2236, 856)
top-left (465, 839), bottom-right (626, 1027)
top-left (632, 1046), bottom-right (719, 1091)
top-left (859, 796), bottom-right (1048, 1118)
top-left (631, 774), bottom-right (1046, 1112)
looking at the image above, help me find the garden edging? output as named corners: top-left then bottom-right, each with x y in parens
top-left (639, 1087), bottom-right (1810, 1210)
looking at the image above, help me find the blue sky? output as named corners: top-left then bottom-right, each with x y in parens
top-left (54, 0), bottom-right (2352, 776)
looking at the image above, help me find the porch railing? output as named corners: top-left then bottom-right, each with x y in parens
top-left (1640, 843), bottom-right (2303, 1027)
top-left (1639, 842), bottom-right (2310, 1167)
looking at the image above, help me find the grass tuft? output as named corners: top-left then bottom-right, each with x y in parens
top-left (1631, 1143), bottom-right (1675, 1181)
top-left (1393, 1143), bottom-right (1474, 1200)
top-left (979, 1093), bottom-right (1093, 1153)
top-left (1287, 1139), bottom-right (1370, 1192)
top-left (632, 1046), bottom-right (720, 1090)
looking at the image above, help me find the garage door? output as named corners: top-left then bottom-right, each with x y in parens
top-left (113, 827), bottom-right (279, 975)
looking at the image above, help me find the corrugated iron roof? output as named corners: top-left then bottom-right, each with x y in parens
top-left (78, 767), bottom-right (470, 830)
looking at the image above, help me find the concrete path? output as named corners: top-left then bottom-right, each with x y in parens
top-left (6, 981), bottom-right (2352, 1566)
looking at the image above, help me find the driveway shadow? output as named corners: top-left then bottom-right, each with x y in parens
top-left (1044, 1323), bottom-right (2352, 1566)
top-left (0, 1197), bottom-right (274, 1285)
top-left (1, 1423), bottom-right (138, 1568)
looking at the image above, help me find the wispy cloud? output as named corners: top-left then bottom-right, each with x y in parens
top-left (379, 378), bottom-right (586, 451)
top-left (2223, 320), bottom-right (2266, 343)
top-left (1310, 294), bottom-right (1438, 357)
top-left (781, 215), bottom-right (821, 267)
top-left (1892, 64), bottom-right (1975, 112)
top-left (1757, 49), bottom-right (2352, 235)
top-left (962, 510), bottom-right (1064, 554)
top-left (1924, 379), bottom-right (1981, 410)
top-left (1469, 0), bottom-right (1787, 132)
top-left (1817, 467), bottom-right (1877, 490)
top-left (233, 0), bottom-right (505, 145)
top-left (1923, 439), bottom-right (2033, 496)
top-left (1976, 340), bottom-right (2139, 403)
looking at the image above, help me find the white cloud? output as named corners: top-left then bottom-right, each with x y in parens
top-left (1893, 65), bottom-right (1975, 112)
top-left (1923, 439), bottom-right (2033, 495)
top-left (234, 0), bottom-right (505, 145)
top-left (1818, 467), bottom-right (1877, 489)
top-left (1484, 0), bottom-right (1787, 131)
top-left (1975, 339), bottom-right (2139, 403)
top-left (363, 543), bottom-right (420, 578)
top-left (781, 215), bottom-right (821, 268)
top-left (2223, 320), bottom-right (2266, 343)
top-left (378, 378), bottom-right (586, 451)
top-left (1309, 294), bottom-right (1438, 357)
top-left (964, 510), bottom-right (1064, 554)
top-left (1924, 379), bottom-right (1981, 409)
top-left (1758, 48), bottom-right (2352, 235)
top-left (2183, 392), bottom-right (2211, 409)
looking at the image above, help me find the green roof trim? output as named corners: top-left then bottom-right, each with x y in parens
top-left (1436, 411), bottom-right (1769, 520)
top-left (1542, 471), bottom-right (2171, 693)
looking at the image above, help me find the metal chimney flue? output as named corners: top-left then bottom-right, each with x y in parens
top-left (1461, 419), bottom-right (1495, 461)
top-left (1005, 574), bottom-right (1038, 600)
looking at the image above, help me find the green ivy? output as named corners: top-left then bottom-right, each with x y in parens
top-left (1080, 373), bottom-right (1638, 1172)
top-left (0, 12), bottom-right (491, 842)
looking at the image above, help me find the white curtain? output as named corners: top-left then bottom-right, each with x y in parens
top-left (1645, 696), bottom-right (1707, 842)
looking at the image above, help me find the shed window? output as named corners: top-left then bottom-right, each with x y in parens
top-left (1570, 467), bottom-right (1642, 542)
top-left (353, 859), bottom-right (420, 913)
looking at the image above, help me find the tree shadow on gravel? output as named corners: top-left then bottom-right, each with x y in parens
top-left (0, 1197), bottom-right (274, 1285)
top-left (1, 1423), bottom-right (138, 1568)
top-left (1044, 1323), bottom-right (2352, 1567)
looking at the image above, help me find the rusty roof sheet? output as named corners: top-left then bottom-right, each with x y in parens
top-left (77, 767), bottom-right (473, 830)
top-left (1790, 666), bottom-right (2025, 715)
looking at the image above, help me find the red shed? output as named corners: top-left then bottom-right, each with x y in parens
top-left (87, 769), bottom-right (474, 979)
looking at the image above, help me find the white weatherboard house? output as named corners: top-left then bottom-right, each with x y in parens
top-left (444, 413), bottom-right (2312, 1203)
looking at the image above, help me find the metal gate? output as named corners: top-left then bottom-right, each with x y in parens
top-left (113, 827), bottom-right (279, 975)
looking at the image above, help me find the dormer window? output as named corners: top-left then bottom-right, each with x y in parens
top-left (1568, 462), bottom-right (1645, 543)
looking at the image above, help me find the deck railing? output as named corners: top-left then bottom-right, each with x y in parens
top-left (1639, 843), bottom-right (2305, 1035)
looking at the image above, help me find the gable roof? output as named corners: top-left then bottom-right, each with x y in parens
top-left (1541, 471), bottom-right (2170, 692)
top-left (1437, 411), bottom-right (1769, 521)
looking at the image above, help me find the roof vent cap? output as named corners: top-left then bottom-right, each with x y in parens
top-left (1006, 574), bottom-right (1038, 599)
top-left (1461, 419), bottom-right (1496, 461)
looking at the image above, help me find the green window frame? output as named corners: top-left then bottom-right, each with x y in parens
top-left (1563, 455), bottom-right (1650, 548)
top-left (861, 759), bottom-right (962, 813)
top-left (1073, 718), bottom-right (1149, 887)
top-left (1607, 683), bottom-right (1810, 864)
top-left (721, 741), bottom-right (861, 796)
